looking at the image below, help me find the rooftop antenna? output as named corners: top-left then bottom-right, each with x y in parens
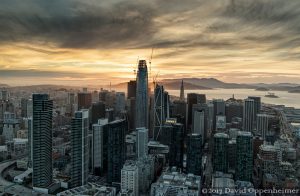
top-left (149, 48), bottom-right (154, 90)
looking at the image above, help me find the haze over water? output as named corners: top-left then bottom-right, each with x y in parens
top-left (168, 88), bottom-right (300, 109)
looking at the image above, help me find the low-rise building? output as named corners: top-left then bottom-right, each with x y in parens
top-left (150, 167), bottom-right (201, 196)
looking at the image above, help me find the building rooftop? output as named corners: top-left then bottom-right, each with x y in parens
top-left (237, 131), bottom-right (252, 137)
top-left (122, 160), bottom-right (138, 171)
top-left (57, 183), bottom-right (116, 196)
top-left (260, 144), bottom-right (277, 152)
top-left (214, 132), bottom-right (229, 138)
top-left (155, 167), bottom-right (201, 189)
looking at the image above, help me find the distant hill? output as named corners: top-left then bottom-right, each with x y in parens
top-left (0, 83), bottom-right (9, 88)
top-left (111, 78), bottom-right (300, 91)
top-left (288, 86), bottom-right (300, 93)
top-left (110, 80), bottom-right (212, 90)
top-left (160, 81), bottom-right (211, 90)
top-left (161, 78), bottom-right (255, 89)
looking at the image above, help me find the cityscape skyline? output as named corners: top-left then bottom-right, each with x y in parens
top-left (0, 1), bottom-right (300, 195)
top-left (1, 0), bottom-right (300, 85)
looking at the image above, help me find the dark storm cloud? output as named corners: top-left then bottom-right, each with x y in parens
top-left (0, 0), bottom-right (159, 48)
top-left (0, 69), bottom-right (82, 78)
top-left (1, 0), bottom-right (300, 56)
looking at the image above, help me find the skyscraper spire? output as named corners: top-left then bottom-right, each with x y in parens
top-left (180, 80), bottom-right (184, 101)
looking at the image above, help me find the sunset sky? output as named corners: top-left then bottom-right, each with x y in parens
top-left (1, 0), bottom-right (300, 86)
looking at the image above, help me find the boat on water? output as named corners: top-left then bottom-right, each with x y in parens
top-left (265, 92), bottom-right (279, 98)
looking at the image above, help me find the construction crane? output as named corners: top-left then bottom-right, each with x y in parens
top-left (153, 71), bottom-right (160, 88)
top-left (133, 56), bottom-right (139, 79)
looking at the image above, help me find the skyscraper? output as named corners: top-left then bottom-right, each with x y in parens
top-left (92, 118), bottom-right (108, 176)
top-left (225, 102), bottom-right (243, 123)
top-left (27, 117), bottom-right (33, 168)
top-left (186, 134), bottom-right (202, 176)
top-left (213, 133), bottom-right (229, 173)
top-left (187, 93), bottom-right (201, 131)
top-left (256, 114), bottom-right (269, 140)
top-left (135, 60), bottom-right (148, 128)
top-left (136, 127), bottom-right (148, 159)
top-left (236, 131), bottom-right (253, 182)
top-left (32, 94), bottom-right (53, 189)
top-left (107, 119), bottom-right (127, 184)
top-left (71, 109), bottom-right (89, 188)
top-left (179, 80), bottom-right (184, 101)
top-left (213, 99), bottom-right (225, 131)
top-left (115, 92), bottom-right (126, 113)
top-left (248, 96), bottom-right (261, 118)
top-left (128, 97), bottom-right (136, 131)
top-left (127, 80), bottom-right (137, 99)
top-left (153, 84), bottom-right (165, 140)
top-left (21, 98), bottom-right (28, 117)
top-left (91, 102), bottom-right (106, 124)
top-left (243, 99), bottom-right (255, 132)
top-left (192, 109), bottom-right (205, 145)
top-left (78, 92), bottom-right (92, 110)
top-left (163, 91), bottom-right (170, 120)
top-left (160, 122), bottom-right (184, 168)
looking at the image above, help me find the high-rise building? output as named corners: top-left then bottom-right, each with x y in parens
top-left (256, 114), bottom-right (269, 140)
top-left (135, 60), bottom-right (148, 128)
top-left (192, 109), bottom-right (205, 145)
top-left (153, 85), bottom-right (165, 140)
top-left (137, 156), bottom-right (155, 193)
top-left (105, 108), bottom-right (114, 122)
top-left (213, 133), bottom-right (229, 173)
top-left (0, 89), bottom-right (9, 101)
top-left (127, 80), bottom-right (137, 99)
top-left (243, 99), bottom-right (255, 132)
top-left (187, 93), bottom-right (198, 130)
top-left (27, 117), bottom-right (33, 168)
top-left (32, 94), bottom-right (53, 189)
top-left (115, 92), bottom-right (126, 113)
top-left (207, 103), bottom-right (214, 132)
top-left (213, 99), bottom-right (225, 131)
top-left (71, 109), bottom-right (89, 188)
top-left (99, 89), bottom-right (109, 103)
top-left (225, 102), bottom-right (243, 123)
top-left (136, 127), bottom-right (148, 159)
top-left (78, 92), bottom-right (92, 110)
top-left (107, 119), bottom-right (127, 184)
top-left (127, 97), bottom-right (136, 131)
top-left (216, 115), bottom-right (226, 131)
top-left (92, 90), bottom-right (99, 103)
top-left (91, 102), bottom-right (106, 124)
top-left (248, 96), bottom-right (261, 118)
top-left (163, 91), bottom-right (170, 120)
top-left (187, 94), bottom-right (206, 130)
top-left (160, 122), bottom-right (184, 168)
top-left (21, 98), bottom-right (28, 117)
top-left (67, 92), bottom-right (75, 105)
top-left (236, 131), bottom-right (253, 181)
top-left (228, 139), bottom-right (236, 171)
top-left (2, 112), bottom-right (19, 142)
top-left (179, 80), bottom-right (184, 101)
top-left (186, 134), bottom-right (202, 176)
top-left (256, 144), bottom-right (282, 181)
top-left (92, 118), bottom-right (108, 176)
top-left (121, 161), bottom-right (139, 196)
top-left (26, 99), bottom-right (33, 117)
